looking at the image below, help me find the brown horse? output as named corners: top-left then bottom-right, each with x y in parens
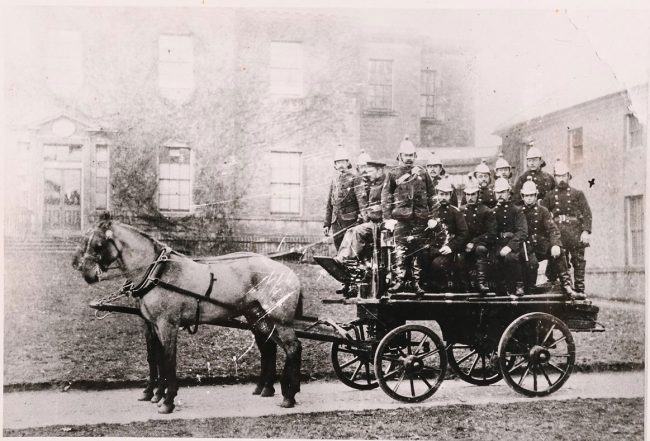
top-left (73, 213), bottom-right (303, 413)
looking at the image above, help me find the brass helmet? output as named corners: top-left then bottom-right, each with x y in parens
top-left (426, 151), bottom-right (443, 166)
top-left (436, 176), bottom-right (454, 193)
top-left (554, 158), bottom-right (571, 176)
top-left (357, 149), bottom-right (371, 166)
top-left (494, 177), bottom-right (511, 193)
top-left (333, 145), bottom-right (350, 162)
top-left (397, 135), bottom-right (416, 155)
top-left (520, 176), bottom-right (538, 196)
top-left (495, 153), bottom-right (511, 170)
top-left (464, 175), bottom-right (480, 195)
top-left (473, 159), bottom-right (491, 177)
top-left (526, 144), bottom-right (543, 159)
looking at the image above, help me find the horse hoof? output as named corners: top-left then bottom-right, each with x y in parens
top-left (252, 385), bottom-right (263, 395)
top-left (280, 397), bottom-right (296, 408)
top-left (158, 403), bottom-right (175, 414)
top-left (260, 386), bottom-right (275, 397)
top-left (151, 393), bottom-right (164, 404)
top-left (138, 391), bottom-right (154, 401)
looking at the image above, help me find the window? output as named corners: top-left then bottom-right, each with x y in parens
top-left (368, 59), bottom-right (393, 110)
top-left (270, 151), bottom-right (301, 214)
top-left (43, 144), bottom-right (82, 162)
top-left (46, 30), bottom-right (83, 92)
top-left (158, 35), bottom-right (194, 99)
top-left (270, 41), bottom-right (303, 97)
top-left (420, 69), bottom-right (438, 118)
top-left (626, 114), bottom-right (644, 149)
top-left (625, 195), bottom-right (644, 267)
top-left (95, 145), bottom-right (110, 210)
top-left (159, 145), bottom-right (191, 212)
top-left (568, 127), bottom-right (583, 165)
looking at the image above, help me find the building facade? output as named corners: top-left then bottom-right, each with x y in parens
top-left (494, 85), bottom-right (647, 301)
top-left (4, 7), bottom-right (477, 247)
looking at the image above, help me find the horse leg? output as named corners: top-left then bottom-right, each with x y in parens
top-left (154, 320), bottom-right (179, 414)
top-left (252, 331), bottom-right (277, 397)
top-left (150, 329), bottom-right (166, 404)
top-left (138, 321), bottom-right (158, 401)
top-left (275, 327), bottom-right (302, 408)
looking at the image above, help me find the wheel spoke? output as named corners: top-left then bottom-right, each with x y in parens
top-left (468, 353), bottom-right (480, 377)
top-left (533, 365), bottom-right (538, 391)
top-left (539, 364), bottom-right (553, 386)
top-left (541, 325), bottom-right (556, 346)
top-left (392, 370), bottom-right (406, 393)
top-left (410, 378), bottom-right (416, 397)
top-left (406, 331), bottom-right (412, 355)
top-left (350, 362), bottom-right (363, 382)
top-left (508, 357), bottom-right (528, 373)
top-left (548, 335), bottom-right (567, 347)
top-left (339, 356), bottom-right (361, 370)
top-left (481, 354), bottom-right (487, 380)
top-left (363, 361), bottom-right (372, 384)
top-left (417, 373), bottom-right (433, 388)
top-left (456, 349), bottom-right (477, 365)
top-left (419, 347), bottom-right (441, 359)
top-left (337, 347), bottom-right (365, 356)
top-left (414, 335), bottom-right (428, 354)
top-left (384, 365), bottom-right (403, 380)
top-left (517, 361), bottom-right (532, 386)
top-left (547, 361), bottom-right (567, 375)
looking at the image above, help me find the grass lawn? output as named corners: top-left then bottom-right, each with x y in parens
top-left (3, 252), bottom-right (644, 387)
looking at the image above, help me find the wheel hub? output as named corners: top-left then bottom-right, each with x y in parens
top-left (529, 345), bottom-right (551, 363)
top-left (402, 355), bottom-right (424, 374)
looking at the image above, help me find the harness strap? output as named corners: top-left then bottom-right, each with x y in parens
top-left (186, 272), bottom-right (216, 335)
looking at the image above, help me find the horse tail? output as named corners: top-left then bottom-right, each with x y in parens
top-left (296, 288), bottom-right (305, 319)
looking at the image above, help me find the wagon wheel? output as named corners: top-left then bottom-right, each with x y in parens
top-left (373, 324), bottom-right (447, 402)
top-left (498, 312), bottom-right (575, 397)
top-left (331, 321), bottom-right (379, 390)
top-left (447, 341), bottom-right (503, 386)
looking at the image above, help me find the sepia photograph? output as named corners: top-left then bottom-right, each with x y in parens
top-left (2, 1), bottom-right (647, 438)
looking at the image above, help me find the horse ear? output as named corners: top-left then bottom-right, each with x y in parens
top-left (99, 211), bottom-right (112, 221)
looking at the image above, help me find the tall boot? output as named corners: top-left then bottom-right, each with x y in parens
top-left (559, 271), bottom-right (584, 300)
top-left (573, 262), bottom-right (586, 294)
top-left (411, 257), bottom-right (427, 298)
top-left (388, 245), bottom-right (407, 293)
top-left (475, 260), bottom-right (491, 296)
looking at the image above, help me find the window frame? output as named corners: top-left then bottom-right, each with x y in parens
top-left (625, 195), bottom-right (644, 268)
top-left (625, 113), bottom-right (644, 150)
top-left (367, 59), bottom-right (394, 111)
top-left (269, 150), bottom-right (302, 215)
top-left (157, 143), bottom-right (193, 214)
top-left (94, 144), bottom-right (110, 211)
top-left (269, 41), bottom-right (304, 98)
top-left (420, 68), bottom-right (438, 119)
top-left (568, 127), bottom-right (583, 166)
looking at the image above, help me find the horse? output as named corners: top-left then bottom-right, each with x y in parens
top-left (72, 213), bottom-right (303, 413)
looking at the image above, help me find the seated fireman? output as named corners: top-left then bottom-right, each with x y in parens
top-left (427, 177), bottom-right (469, 292)
top-left (334, 153), bottom-right (387, 296)
top-left (492, 177), bottom-right (528, 296)
top-left (459, 176), bottom-right (497, 295)
top-left (518, 176), bottom-right (583, 300)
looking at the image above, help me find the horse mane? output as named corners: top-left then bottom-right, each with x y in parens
top-left (114, 222), bottom-right (181, 256)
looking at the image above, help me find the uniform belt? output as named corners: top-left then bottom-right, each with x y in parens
top-left (499, 232), bottom-right (514, 239)
top-left (554, 215), bottom-right (578, 223)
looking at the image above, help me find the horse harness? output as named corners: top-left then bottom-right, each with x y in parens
top-left (120, 247), bottom-right (219, 335)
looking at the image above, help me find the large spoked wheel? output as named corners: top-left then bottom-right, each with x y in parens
top-left (498, 312), bottom-right (575, 397)
top-left (331, 321), bottom-right (379, 390)
top-left (374, 324), bottom-right (447, 402)
top-left (447, 340), bottom-right (503, 386)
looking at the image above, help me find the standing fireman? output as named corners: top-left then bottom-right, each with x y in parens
top-left (426, 151), bottom-right (459, 207)
top-left (493, 177), bottom-right (528, 296)
top-left (512, 143), bottom-right (555, 204)
top-left (382, 136), bottom-right (437, 296)
top-left (462, 159), bottom-right (497, 208)
top-left (542, 159), bottom-right (592, 296)
top-left (519, 177), bottom-right (582, 299)
top-left (323, 146), bottom-right (367, 250)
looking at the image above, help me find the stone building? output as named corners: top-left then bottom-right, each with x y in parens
top-left (4, 7), bottom-right (477, 253)
top-left (494, 84), bottom-right (646, 301)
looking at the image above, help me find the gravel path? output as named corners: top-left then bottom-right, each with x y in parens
top-left (3, 371), bottom-right (643, 430)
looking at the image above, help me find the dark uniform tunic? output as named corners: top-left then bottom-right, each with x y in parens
top-left (324, 169), bottom-right (367, 250)
top-left (512, 169), bottom-right (556, 204)
top-left (521, 202), bottom-right (570, 289)
top-left (336, 173), bottom-right (385, 261)
top-left (382, 164), bottom-right (437, 283)
top-left (428, 203), bottom-right (469, 286)
top-left (492, 199), bottom-right (528, 286)
top-left (541, 185), bottom-right (592, 292)
top-left (457, 202), bottom-right (497, 288)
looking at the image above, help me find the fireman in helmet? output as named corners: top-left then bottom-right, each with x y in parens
top-left (426, 176), bottom-right (469, 292)
top-left (462, 159), bottom-right (497, 209)
top-left (323, 145), bottom-right (368, 251)
top-left (492, 177), bottom-right (528, 296)
top-left (426, 151), bottom-right (459, 207)
top-left (494, 153), bottom-right (513, 182)
top-left (459, 175), bottom-right (497, 295)
top-left (519, 176), bottom-right (581, 299)
top-left (382, 135), bottom-right (438, 296)
top-left (541, 159), bottom-right (591, 297)
top-left (512, 142), bottom-right (556, 204)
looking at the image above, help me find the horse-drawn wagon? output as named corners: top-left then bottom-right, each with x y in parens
top-left (79, 214), bottom-right (603, 412)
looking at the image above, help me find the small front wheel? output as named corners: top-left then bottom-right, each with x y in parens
top-left (373, 324), bottom-right (447, 402)
top-left (331, 321), bottom-right (379, 390)
top-left (498, 312), bottom-right (575, 397)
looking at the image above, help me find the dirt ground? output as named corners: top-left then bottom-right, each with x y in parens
top-left (5, 398), bottom-right (643, 439)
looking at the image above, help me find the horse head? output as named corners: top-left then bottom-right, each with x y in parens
top-left (72, 211), bottom-right (124, 284)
